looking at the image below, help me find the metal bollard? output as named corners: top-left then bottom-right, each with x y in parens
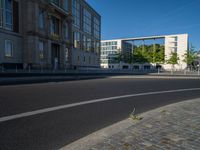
top-left (184, 70), bottom-right (186, 75)
top-left (158, 68), bottom-right (160, 75)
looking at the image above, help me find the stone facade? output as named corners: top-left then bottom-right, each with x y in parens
top-left (0, 0), bottom-right (101, 70)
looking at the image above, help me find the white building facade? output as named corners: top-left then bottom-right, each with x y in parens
top-left (101, 39), bottom-right (132, 69)
top-left (101, 34), bottom-right (188, 70)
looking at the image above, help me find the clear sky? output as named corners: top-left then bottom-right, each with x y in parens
top-left (87, 0), bottom-right (200, 50)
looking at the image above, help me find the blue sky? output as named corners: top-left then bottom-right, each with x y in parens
top-left (87, 0), bottom-right (200, 50)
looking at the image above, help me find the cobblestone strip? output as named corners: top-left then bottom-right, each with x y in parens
top-left (89, 99), bottom-right (200, 150)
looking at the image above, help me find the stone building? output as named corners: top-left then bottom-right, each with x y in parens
top-left (0, 0), bottom-right (101, 70)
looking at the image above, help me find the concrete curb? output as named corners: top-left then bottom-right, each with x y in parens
top-left (0, 76), bottom-right (107, 86)
top-left (60, 98), bottom-right (200, 150)
top-left (0, 75), bottom-right (199, 86)
top-left (110, 75), bottom-right (200, 79)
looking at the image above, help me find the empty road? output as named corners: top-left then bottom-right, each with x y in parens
top-left (0, 77), bottom-right (200, 150)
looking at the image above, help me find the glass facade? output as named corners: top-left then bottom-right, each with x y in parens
top-left (131, 38), bottom-right (165, 63)
top-left (101, 38), bottom-right (165, 65)
top-left (72, 0), bottom-right (101, 56)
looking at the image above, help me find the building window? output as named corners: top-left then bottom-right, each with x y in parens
top-left (38, 8), bottom-right (45, 29)
top-left (96, 41), bottom-right (100, 54)
top-left (50, 16), bottom-right (59, 35)
top-left (0, 0), bottom-right (3, 27)
top-left (73, 31), bottom-right (80, 48)
top-left (86, 37), bottom-right (91, 51)
top-left (77, 55), bottom-right (80, 62)
top-left (63, 21), bottom-right (68, 38)
top-left (89, 56), bottom-right (91, 64)
top-left (63, 0), bottom-right (68, 11)
top-left (83, 8), bottom-right (91, 34)
top-left (0, 0), bottom-right (13, 30)
top-left (5, 0), bottom-right (13, 30)
top-left (39, 41), bottom-right (44, 60)
top-left (94, 17), bottom-right (100, 39)
top-left (83, 35), bottom-right (87, 51)
top-left (72, 0), bottom-right (80, 28)
top-left (5, 40), bottom-right (13, 57)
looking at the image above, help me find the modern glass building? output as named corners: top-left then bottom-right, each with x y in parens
top-left (101, 40), bottom-right (132, 69)
top-left (71, 0), bottom-right (101, 69)
top-left (101, 34), bottom-right (188, 70)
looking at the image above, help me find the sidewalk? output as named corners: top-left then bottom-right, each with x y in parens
top-left (61, 99), bottom-right (200, 150)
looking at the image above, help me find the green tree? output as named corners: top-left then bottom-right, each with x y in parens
top-left (132, 46), bottom-right (148, 63)
top-left (115, 52), bottom-right (123, 63)
top-left (167, 52), bottom-right (179, 71)
top-left (154, 44), bottom-right (165, 63)
top-left (183, 46), bottom-right (198, 70)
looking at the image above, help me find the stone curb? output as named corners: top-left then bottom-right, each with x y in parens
top-left (0, 75), bottom-right (200, 86)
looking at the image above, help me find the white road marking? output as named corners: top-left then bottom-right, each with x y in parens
top-left (0, 88), bottom-right (200, 123)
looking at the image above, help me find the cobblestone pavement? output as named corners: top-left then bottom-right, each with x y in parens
top-left (88, 99), bottom-right (200, 150)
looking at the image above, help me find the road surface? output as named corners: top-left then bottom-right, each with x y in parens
top-left (0, 78), bottom-right (200, 150)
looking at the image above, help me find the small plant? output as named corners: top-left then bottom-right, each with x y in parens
top-left (129, 108), bottom-right (143, 121)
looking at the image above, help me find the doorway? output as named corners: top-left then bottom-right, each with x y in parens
top-left (51, 43), bottom-right (60, 70)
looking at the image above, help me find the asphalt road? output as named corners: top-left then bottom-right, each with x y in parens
top-left (0, 78), bottom-right (200, 150)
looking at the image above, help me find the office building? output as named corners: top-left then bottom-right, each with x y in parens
top-left (71, 0), bottom-right (101, 69)
top-left (101, 34), bottom-right (188, 70)
top-left (101, 39), bottom-right (132, 69)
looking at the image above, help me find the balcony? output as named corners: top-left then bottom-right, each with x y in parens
top-left (48, 0), bottom-right (69, 16)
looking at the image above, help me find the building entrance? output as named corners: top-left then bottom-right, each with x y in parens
top-left (51, 44), bottom-right (60, 70)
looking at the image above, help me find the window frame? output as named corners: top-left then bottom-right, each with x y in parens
top-left (5, 0), bottom-right (13, 30)
top-left (5, 39), bottom-right (13, 57)
top-left (38, 40), bottom-right (44, 60)
top-left (38, 8), bottom-right (45, 29)
top-left (83, 8), bottom-right (92, 34)
top-left (50, 16), bottom-right (60, 35)
top-left (0, 0), bottom-right (4, 28)
top-left (72, 0), bottom-right (80, 28)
